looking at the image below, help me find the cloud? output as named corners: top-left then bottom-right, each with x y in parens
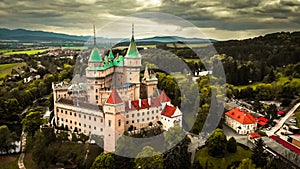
top-left (0, 0), bottom-right (299, 40)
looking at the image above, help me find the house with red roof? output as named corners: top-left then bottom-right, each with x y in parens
top-left (225, 107), bottom-right (257, 135)
top-left (160, 105), bottom-right (182, 130)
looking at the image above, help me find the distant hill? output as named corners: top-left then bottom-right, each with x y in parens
top-left (0, 28), bottom-right (217, 44)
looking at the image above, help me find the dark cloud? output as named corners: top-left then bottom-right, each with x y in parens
top-left (0, 0), bottom-right (299, 40)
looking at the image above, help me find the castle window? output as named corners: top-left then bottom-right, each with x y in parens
top-left (132, 114), bottom-right (134, 118)
top-left (152, 117), bottom-right (154, 120)
top-left (147, 118), bottom-right (149, 121)
top-left (79, 114), bottom-right (81, 118)
top-left (79, 123), bottom-right (81, 126)
top-left (75, 122), bottom-right (77, 125)
top-left (57, 117), bottom-right (60, 120)
top-left (61, 110), bottom-right (63, 113)
top-left (57, 108), bottom-right (59, 112)
top-left (65, 111), bottom-right (67, 114)
top-left (66, 119), bottom-right (68, 122)
top-left (89, 125), bottom-right (91, 129)
top-left (152, 111), bottom-right (154, 114)
top-left (100, 128), bottom-right (103, 132)
top-left (90, 86), bottom-right (94, 90)
top-left (96, 95), bottom-right (98, 100)
top-left (137, 119), bottom-right (140, 123)
top-left (94, 117), bottom-right (96, 121)
top-left (70, 126), bottom-right (72, 129)
top-left (142, 112), bottom-right (144, 116)
top-left (61, 118), bottom-right (63, 121)
top-left (101, 118), bottom-right (103, 123)
top-left (79, 129), bottom-right (81, 132)
top-left (156, 110), bottom-right (158, 113)
top-left (96, 89), bottom-right (98, 93)
top-left (70, 120), bottom-right (72, 124)
top-left (156, 116), bottom-right (158, 118)
top-left (70, 112), bottom-right (72, 116)
top-left (126, 121), bottom-right (129, 124)
top-left (142, 118), bottom-right (144, 122)
top-left (132, 120), bottom-right (134, 123)
top-left (118, 119), bottom-right (121, 126)
top-left (94, 126), bottom-right (96, 130)
top-left (74, 113), bottom-right (76, 117)
top-left (137, 113), bottom-right (140, 117)
top-left (89, 116), bottom-right (91, 120)
top-left (84, 115), bottom-right (86, 119)
top-left (147, 111), bottom-right (149, 115)
top-left (108, 120), bottom-right (111, 127)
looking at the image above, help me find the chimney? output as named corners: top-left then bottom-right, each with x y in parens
top-left (139, 99), bottom-right (141, 107)
top-left (148, 98), bottom-right (151, 106)
top-left (128, 100), bottom-right (131, 109)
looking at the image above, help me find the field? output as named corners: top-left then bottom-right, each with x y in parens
top-left (0, 155), bottom-right (19, 169)
top-left (236, 76), bottom-right (300, 90)
top-left (3, 49), bottom-right (46, 56)
top-left (195, 145), bottom-right (253, 169)
top-left (62, 46), bottom-right (88, 50)
top-left (0, 62), bottom-right (26, 79)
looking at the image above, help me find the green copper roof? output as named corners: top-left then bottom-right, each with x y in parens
top-left (109, 50), bottom-right (115, 59)
top-left (147, 77), bottom-right (158, 81)
top-left (125, 36), bottom-right (140, 58)
top-left (113, 55), bottom-right (124, 67)
top-left (104, 55), bottom-right (109, 64)
top-left (89, 48), bottom-right (103, 62)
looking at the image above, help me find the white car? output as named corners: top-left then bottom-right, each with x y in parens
top-left (289, 119), bottom-right (297, 123)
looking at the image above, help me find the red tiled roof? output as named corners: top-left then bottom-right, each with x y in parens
top-left (250, 132), bottom-right (261, 138)
top-left (257, 117), bottom-right (269, 126)
top-left (270, 135), bottom-right (300, 154)
top-left (161, 105), bottom-right (176, 118)
top-left (106, 89), bottom-right (122, 104)
top-left (159, 90), bottom-right (171, 102)
top-left (225, 107), bottom-right (256, 124)
top-left (277, 110), bottom-right (285, 115)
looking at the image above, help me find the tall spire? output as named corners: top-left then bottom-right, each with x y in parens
top-left (93, 24), bottom-right (96, 47)
top-left (132, 23), bottom-right (134, 38)
top-left (144, 66), bottom-right (150, 79)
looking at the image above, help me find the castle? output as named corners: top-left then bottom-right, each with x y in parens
top-left (52, 26), bottom-right (182, 152)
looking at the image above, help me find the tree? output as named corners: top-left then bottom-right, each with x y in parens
top-left (134, 146), bottom-right (164, 169)
top-left (251, 138), bottom-right (268, 168)
top-left (227, 137), bottom-right (237, 153)
top-left (205, 128), bottom-right (227, 157)
top-left (236, 158), bottom-right (257, 169)
top-left (22, 111), bottom-right (44, 137)
top-left (164, 126), bottom-right (185, 150)
top-left (91, 152), bottom-right (115, 169)
top-left (0, 125), bottom-right (18, 154)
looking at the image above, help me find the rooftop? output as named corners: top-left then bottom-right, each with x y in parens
top-left (161, 105), bottom-right (177, 118)
top-left (225, 107), bottom-right (256, 124)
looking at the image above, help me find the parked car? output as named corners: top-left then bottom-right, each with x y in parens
top-left (289, 119), bottom-right (297, 123)
top-left (281, 131), bottom-right (293, 135)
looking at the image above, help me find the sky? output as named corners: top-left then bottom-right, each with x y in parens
top-left (0, 0), bottom-right (300, 40)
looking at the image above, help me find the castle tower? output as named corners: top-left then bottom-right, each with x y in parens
top-left (86, 25), bottom-right (105, 104)
top-left (141, 66), bottom-right (158, 98)
top-left (124, 24), bottom-right (142, 100)
top-left (103, 89), bottom-right (125, 152)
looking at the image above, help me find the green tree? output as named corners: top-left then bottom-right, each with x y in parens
top-left (251, 138), bottom-right (268, 168)
top-left (164, 126), bottom-right (185, 150)
top-left (227, 137), bottom-right (237, 153)
top-left (22, 111), bottom-right (43, 137)
top-left (91, 152), bottom-right (115, 169)
top-left (236, 158), bottom-right (257, 169)
top-left (0, 125), bottom-right (18, 154)
top-left (134, 146), bottom-right (164, 169)
top-left (205, 128), bottom-right (227, 157)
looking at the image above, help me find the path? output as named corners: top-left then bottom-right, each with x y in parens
top-left (18, 133), bottom-right (27, 169)
top-left (266, 102), bottom-right (300, 136)
top-left (187, 133), bottom-right (205, 165)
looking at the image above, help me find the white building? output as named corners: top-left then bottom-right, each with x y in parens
top-left (225, 107), bottom-right (257, 135)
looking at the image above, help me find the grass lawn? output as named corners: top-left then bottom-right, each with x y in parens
top-left (183, 58), bottom-right (202, 63)
top-left (0, 154), bottom-right (19, 169)
top-left (0, 62), bottom-right (26, 78)
top-left (24, 153), bottom-right (38, 169)
top-left (295, 110), bottom-right (300, 128)
top-left (195, 145), bottom-right (253, 169)
top-left (3, 49), bottom-right (46, 56)
top-left (236, 77), bottom-right (300, 90)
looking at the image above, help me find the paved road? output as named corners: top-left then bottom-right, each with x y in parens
top-left (18, 133), bottom-right (27, 169)
top-left (266, 102), bottom-right (300, 136)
